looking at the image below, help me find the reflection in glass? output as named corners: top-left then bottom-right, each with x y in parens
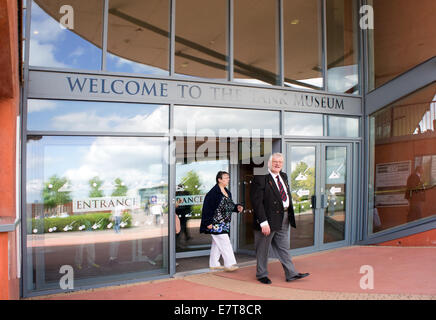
top-left (324, 146), bottom-right (347, 243)
top-left (234, 0), bottom-right (279, 85)
top-left (175, 138), bottom-right (229, 253)
top-left (289, 146), bottom-right (316, 249)
top-left (367, 0), bottom-right (436, 90)
top-left (27, 100), bottom-right (169, 133)
top-left (369, 83), bottom-right (436, 234)
top-left (326, 0), bottom-right (359, 94)
top-left (175, 0), bottom-right (227, 80)
top-left (328, 116), bottom-right (359, 137)
top-left (283, 0), bottom-right (323, 90)
top-left (26, 136), bottom-right (169, 291)
top-left (107, 0), bottom-right (169, 76)
top-left (29, 0), bottom-right (103, 70)
top-left (284, 112), bottom-right (323, 136)
top-left (174, 106), bottom-right (280, 136)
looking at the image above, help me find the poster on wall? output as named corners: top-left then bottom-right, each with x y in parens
top-left (375, 161), bottom-right (411, 188)
top-left (375, 161), bottom-right (411, 207)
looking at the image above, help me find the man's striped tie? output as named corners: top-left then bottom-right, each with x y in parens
top-left (276, 175), bottom-right (287, 202)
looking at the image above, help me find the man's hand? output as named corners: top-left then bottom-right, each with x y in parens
top-left (207, 224), bottom-right (213, 230)
top-left (261, 224), bottom-right (271, 236)
top-left (237, 205), bottom-right (244, 213)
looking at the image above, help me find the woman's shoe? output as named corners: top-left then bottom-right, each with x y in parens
top-left (210, 266), bottom-right (225, 270)
top-left (224, 265), bottom-right (239, 272)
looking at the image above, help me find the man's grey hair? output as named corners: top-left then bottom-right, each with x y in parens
top-left (268, 152), bottom-right (284, 168)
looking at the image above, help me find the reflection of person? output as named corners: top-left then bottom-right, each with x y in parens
top-left (250, 153), bottom-right (309, 284)
top-left (405, 166), bottom-right (426, 222)
top-left (150, 203), bottom-right (163, 225)
top-left (109, 204), bottom-right (123, 265)
top-left (176, 186), bottom-right (192, 242)
top-left (200, 171), bottom-right (243, 272)
top-left (75, 220), bottom-right (99, 270)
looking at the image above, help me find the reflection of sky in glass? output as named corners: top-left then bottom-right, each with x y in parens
top-left (174, 106), bottom-right (280, 136)
top-left (328, 65), bottom-right (359, 94)
top-left (285, 112), bottom-right (323, 136)
top-left (328, 116), bottom-right (359, 137)
top-left (29, 1), bottom-right (102, 70)
top-left (107, 53), bottom-right (169, 76)
top-left (27, 136), bottom-right (168, 202)
top-left (289, 147), bottom-right (315, 173)
top-left (27, 100), bottom-right (169, 133)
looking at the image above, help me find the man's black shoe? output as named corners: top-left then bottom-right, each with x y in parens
top-left (257, 277), bottom-right (272, 284)
top-left (286, 272), bottom-right (310, 282)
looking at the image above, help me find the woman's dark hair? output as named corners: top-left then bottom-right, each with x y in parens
top-left (216, 171), bottom-right (229, 184)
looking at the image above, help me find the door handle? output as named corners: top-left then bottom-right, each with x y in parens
top-left (320, 194), bottom-right (328, 209)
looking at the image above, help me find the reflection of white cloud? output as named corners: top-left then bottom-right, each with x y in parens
top-left (51, 106), bottom-right (167, 132)
top-left (69, 46), bottom-right (85, 58)
top-left (27, 100), bottom-right (58, 113)
top-left (29, 39), bottom-right (67, 68)
top-left (108, 53), bottom-right (167, 75)
top-left (64, 138), bottom-right (168, 198)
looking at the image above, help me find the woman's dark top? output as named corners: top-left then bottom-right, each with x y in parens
top-left (200, 184), bottom-right (239, 234)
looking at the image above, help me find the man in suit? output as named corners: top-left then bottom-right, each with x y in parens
top-left (250, 152), bottom-right (310, 284)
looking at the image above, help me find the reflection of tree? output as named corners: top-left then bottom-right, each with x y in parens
top-left (112, 178), bottom-right (128, 197)
top-left (179, 170), bottom-right (203, 218)
top-left (89, 176), bottom-right (104, 198)
top-left (290, 162), bottom-right (315, 201)
top-left (179, 170), bottom-right (202, 194)
top-left (43, 175), bottom-right (72, 214)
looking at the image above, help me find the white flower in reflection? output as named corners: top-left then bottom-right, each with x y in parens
top-left (120, 222), bottom-right (127, 228)
top-left (107, 223), bottom-right (113, 229)
top-left (33, 229), bottom-right (38, 234)
top-left (79, 225), bottom-right (85, 231)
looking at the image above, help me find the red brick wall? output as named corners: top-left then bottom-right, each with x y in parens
top-left (0, 0), bottom-right (20, 300)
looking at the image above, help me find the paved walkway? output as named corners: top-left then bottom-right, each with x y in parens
top-left (29, 246), bottom-right (436, 300)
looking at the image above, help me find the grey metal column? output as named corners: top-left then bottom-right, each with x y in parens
top-left (101, 0), bottom-right (109, 71)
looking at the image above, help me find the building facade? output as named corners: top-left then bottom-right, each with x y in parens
top-left (0, 0), bottom-right (435, 298)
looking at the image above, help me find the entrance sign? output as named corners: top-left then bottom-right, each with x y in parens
top-left (28, 71), bottom-right (362, 116)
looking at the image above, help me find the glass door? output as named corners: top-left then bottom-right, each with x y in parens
top-left (286, 142), bottom-right (351, 252)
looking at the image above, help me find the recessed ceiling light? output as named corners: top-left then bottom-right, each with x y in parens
top-left (291, 19), bottom-right (299, 25)
top-left (33, 30), bottom-right (39, 35)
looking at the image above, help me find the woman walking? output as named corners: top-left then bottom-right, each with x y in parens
top-left (200, 171), bottom-right (244, 272)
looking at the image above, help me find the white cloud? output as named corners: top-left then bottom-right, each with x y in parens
top-left (27, 100), bottom-right (58, 113)
top-left (29, 39), bottom-right (67, 68)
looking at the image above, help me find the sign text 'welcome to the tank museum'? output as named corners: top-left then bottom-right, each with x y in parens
top-left (28, 71), bottom-right (362, 116)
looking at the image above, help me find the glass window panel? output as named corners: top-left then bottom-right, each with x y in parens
top-left (29, 0), bottom-right (103, 70)
top-left (174, 106), bottom-right (280, 136)
top-left (367, 0), bottom-right (436, 91)
top-left (107, 0), bottom-right (169, 76)
top-left (234, 0), bottom-right (279, 86)
top-left (284, 112), bottom-right (323, 136)
top-left (328, 116), bottom-right (359, 137)
top-left (324, 146), bottom-right (347, 243)
top-left (175, 0), bottom-right (227, 80)
top-left (26, 136), bottom-right (169, 291)
top-left (369, 83), bottom-right (436, 234)
top-left (27, 100), bottom-right (169, 133)
top-left (283, 0), bottom-right (323, 91)
top-left (326, 0), bottom-right (359, 94)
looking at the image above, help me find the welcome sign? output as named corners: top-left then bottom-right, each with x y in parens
top-left (28, 71), bottom-right (362, 116)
